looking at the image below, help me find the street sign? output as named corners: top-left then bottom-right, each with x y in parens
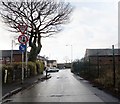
top-left (18, 24), bottom-right (28, 35)
top-left (18, 35), bottom-right (28, 44)
top-left (18, 24), bottom-right (28, 83)
top-left (19, 44), bottom-right (26, 52)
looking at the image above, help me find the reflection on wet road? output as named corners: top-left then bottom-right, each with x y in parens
top-left (8, 69), bottom-right (119, 102)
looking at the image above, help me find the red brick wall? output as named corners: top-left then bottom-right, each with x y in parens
top-left (13, 54), bottom-right (22, 62)
top-left (1, 54), bottom-right (22, 64)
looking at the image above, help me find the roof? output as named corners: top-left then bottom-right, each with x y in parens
top-left (85, 49), bottom-right (120, 57)
top-left (37, 55), bottom-right (48, 61)
top-left (47, 60), bottom-right (57, 63)
top-left (0, 50), bottom-right (22, 57)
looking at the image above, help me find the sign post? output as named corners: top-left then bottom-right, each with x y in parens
top-left (19, 44), bottom-right (27, 83)
top-left (22, 52), bottom-right (24, 83)
top-left (18, 24), bottom-right (28, 84)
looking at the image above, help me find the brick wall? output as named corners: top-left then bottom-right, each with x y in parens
top-left (89, 55), bottom-right (120, 65)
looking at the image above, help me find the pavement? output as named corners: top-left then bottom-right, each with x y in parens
top-left (2, 72), bottom-right (51, 102)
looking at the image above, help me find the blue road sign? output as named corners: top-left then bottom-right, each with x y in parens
top-left (19, 44), bottom-right (26, 52)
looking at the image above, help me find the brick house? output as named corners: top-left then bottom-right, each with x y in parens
top-left (0, 50), bottom-right (22, 64)
top-left (0, 50), bottom-right (57, 67)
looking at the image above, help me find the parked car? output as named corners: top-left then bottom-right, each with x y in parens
top-left (47, 67), bottom-right (59, 72)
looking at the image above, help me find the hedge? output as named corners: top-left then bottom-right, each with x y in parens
top-left (2, 61), bottom-right (44, 84)
top-left (36, 61), bottom-right (44, 74)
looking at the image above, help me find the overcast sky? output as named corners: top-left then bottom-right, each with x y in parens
top-left (0, 0), bottom-right (119, 63)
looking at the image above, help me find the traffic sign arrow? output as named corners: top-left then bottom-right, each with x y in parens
top-left (18, 35), bottom-right (28, 44)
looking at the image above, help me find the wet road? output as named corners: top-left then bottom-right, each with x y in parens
top-left (7, 69), bottom-right (119, 102)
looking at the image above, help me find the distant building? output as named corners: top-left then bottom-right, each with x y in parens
top-left (0, 50), bottom-right (22, 64)
top-left (37, 55), bottom-right (48, 66)
top-left (0, 50), bottom-right (58, 67)
top-left (57, 63), bottom-right (65, 69)
top-left (84, 48), bottom-right (120, 65)
top-left (47, 60), bottom-right (57, 67)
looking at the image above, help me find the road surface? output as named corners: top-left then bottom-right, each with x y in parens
top-left (4, 69), bottom-right (120, 103)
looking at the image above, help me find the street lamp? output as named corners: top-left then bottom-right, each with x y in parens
top-left (66, 44), bottom-right (73, 63)
top-left (11, 40), bottom-right (14, 64)
top-left (11, 36), bottom-right (19, 64)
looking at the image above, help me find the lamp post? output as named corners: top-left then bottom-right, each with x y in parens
top-left (11, 37), bottom-right (18, 81)
top-left (71, 45), bottom-right (73, 63)
top-left (11, 40), bottom-right (14, 64)
top-left (11, 36), bottom-right (19, 64)
top-left (66, 44), bottom-right (73, 63)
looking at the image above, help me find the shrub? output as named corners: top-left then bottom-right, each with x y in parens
top-left (40, 61), bottom-right (44, 74)
top-left (2, 61), bottom-right (44, 84)
top-left (12, 62), bottom-right (22, 80)
top-left (27, 61), bottom-right (37, 76)
top-left (36, 61), bottom-right (44, 74)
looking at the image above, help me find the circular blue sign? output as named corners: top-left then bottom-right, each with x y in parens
top-left (19, 44), bottom-right (26, 52)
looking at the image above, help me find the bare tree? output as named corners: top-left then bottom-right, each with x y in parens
top-left (0, 0), bottom-right (73, 61)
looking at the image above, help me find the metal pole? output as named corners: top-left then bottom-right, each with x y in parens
top-left (11, 40), bottom-right (15, 81)
top-left (70, 45), bottom-right (73, 68)
top-left (25, 43), bottom-right (28, 78)
top-left (112, 45), bottom-right (116, 87)
top-left (26, 0), bottom-right (29, 77)
top-left (97, 50), bottom-right (99, 78)
top-left (22, 52), bottom-right (24, 84)
top-left (11, 40), bottom-right (13, 64)
top-left (25, 1), bottom-right (28, 78)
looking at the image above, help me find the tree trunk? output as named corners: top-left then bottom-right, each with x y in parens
top-left (28, 44), bottom-right (39, 62)
top-left (28, 30), bottom-right (42, 62)
top-left (28, 43), bottom-right (42, 62)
